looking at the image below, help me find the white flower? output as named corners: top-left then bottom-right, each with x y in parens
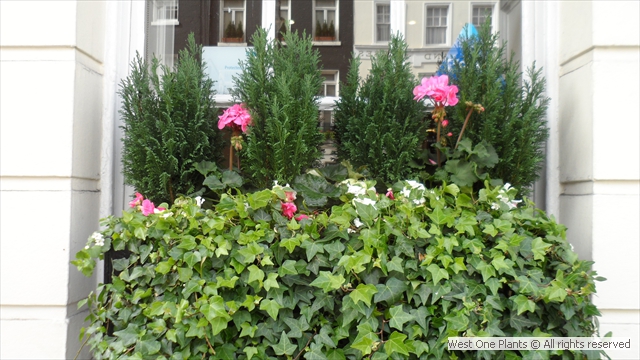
top-left (347, 228), bottom-right (355, 234)
top-left (507, 199), bottom-right (522, 210)
top-left (161, 211), bottom-right (174, 219)
top-left (400, 188), bottom-right (411, 197)
top-left (406, 180), bottom-right (425, 191)
top-left (90, 232), bottom-right (105, 246)
top-left (570, 243), bottom-right (575, 251)
top-left (347, 184), bottom-right (366, 196)
top-left (503, 183), bottom-right (512, 191)
top-left (354, 198), bottom-right (377, 207)
top-left (195, 196), bottom-right (205, 207)
top-left (413, 198), bottom-right (426, 205)
top-left (273, 180), bottom-right (279, 187)
top-left (353, 218), bottom-right (364, 228)
top-left (491, 203), bottom-right (501, 210)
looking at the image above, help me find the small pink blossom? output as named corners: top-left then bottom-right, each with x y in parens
top-left (218, 104), bottom-right (252, 133)
top-left (141, 199), bottom-right (156, 216)
top-left (281, 202), bottom-right (297, 220)
top-left (429, 159), bottom-right (437, 165)
top-left (447, 132), bottom-right (453, 137)
top-left (285, 191), bottom-right (296, 202)
top-left (129, 192), bottom-right (144, 208)
top-left (441, 119), bottom-right (449, 127)
top-left (295, 214), bottom-right (310, 221)
top-left (385, 188), bottom-right (395, 200)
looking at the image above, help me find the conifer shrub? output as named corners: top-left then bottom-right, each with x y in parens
top-left (441, 21), bottom-right (549, 192)
top-left (74, 174), bottom-right (606, 359)
top-left (232, 28), bottom-right (324, 188)
top-left (334, 34), bottom-right (426, 184)
top-left (119, 34), bottom-right (223, 205)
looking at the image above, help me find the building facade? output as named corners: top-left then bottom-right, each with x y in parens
top-left (0, 0), bottom-right (638, 358)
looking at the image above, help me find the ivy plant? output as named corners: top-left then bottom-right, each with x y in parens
top-left (74, 175), bottom-right (606, 359)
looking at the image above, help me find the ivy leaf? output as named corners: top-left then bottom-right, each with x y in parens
top-left (310, 271), bottom-right (345, 292)
top-left (244, 346), bottom-right (258, 359)
top-left (271, 331), bottom-right (297, 356)
top-left (326, 349), bottom-right (346, 360)
top-left (247, 265), bottom-right (265, 285)
top-left (284, 316), bottom-right (310, 338)
top-left (113, 324), bottom-right (140, 346)
top-left (374, 277), bottom-right (407, 304)
top-left (260, 299), bottom-right (282, 320)
top-left (384, 331), bottom-right (410, 356)
top-left (349, 284), bottom-right (378, 306)
top-left (512, 295), bottom-right (536, 315)
top-left (247, 189), bottom-right (272, 209)
top-left (293, 174), bottom-right (341, 207)
top-left (509, 313), bottom-right (538, 333)
top-left (263, 272), bottom-right (280, 291)
top-left (531, 237), bottom-right (551, 261)
top-left (301, 239), bottom-right (325, 261)
top-left (388, 305), bottom-right (414, 331)
top-left (280, 235), bottom-right (303, 253)
top-left (386, 256), bottom-right (404, 274)
top-left (444, 312), bottom-right (469, 331)
top-left (426, 264), bottom-right (449, 285)
top-left (183, 251), bottom-right (202, 268)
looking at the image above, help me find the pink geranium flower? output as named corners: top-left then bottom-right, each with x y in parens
top-left (285, 191), bottom-right (296, 202)
top-left (281, 202), bottom-right (297, 220)
top-left (295, 214), bottom-right (309, 221)
top-left (385, 188), bottom-right (395, 200)
top-left (413, 75), bottom-right (459, 106)
top-left (218, 104), bottom-right (252, 133)
top-left (441, 119), bottom-right (449, 127)
top-left (141, 199), bottom-right (156, 216)
top-left (129, 192), bottom-right (144, 208)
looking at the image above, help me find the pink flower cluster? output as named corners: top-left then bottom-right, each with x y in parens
top-left (129, 192), bottom-right (165, 216)
top-left (280, 190), bottom-right (309, 221)
top-left (413, 74), bottom-right (459, 106)
top-left (218, 104), bottom-right (252, 133)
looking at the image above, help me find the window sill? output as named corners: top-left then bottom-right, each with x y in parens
top-left (218, 42), bottom-right (248, 47)
top-left (312, 41), bottom-right (342, 46)
top-left (151, 19), bottom-right (179, 26)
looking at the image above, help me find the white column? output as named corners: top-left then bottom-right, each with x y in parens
top-left (262, 0), bottom-right (276, 41)
top-left (390, 0), bottom-right (406, 38)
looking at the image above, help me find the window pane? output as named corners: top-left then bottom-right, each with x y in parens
top-left (377, 24), bottom-right (390, 42)
top-left (316, 0), bottom-right (336, 8)
top-left (223, 0), bottom-right (244, 9)
top-left (325, 85), bottom-right (336, 97)
top-left (316, 10), bottom-right (325, 22)
top-left (326, 10), bottom-right (335, 25)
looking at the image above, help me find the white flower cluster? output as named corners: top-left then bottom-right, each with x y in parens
top-left (491, 183), bottom-right (522, 210)
top-left (85, 232), bottom-right (105, 249)
top-left (399, 180), bottom-right (427, 205)
top-left (194, 196), bottom-right (205, 207)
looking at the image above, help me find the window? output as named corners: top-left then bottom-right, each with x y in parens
top-left (319, 71), bottom-right (339, 97)
top-left (151, 0), bottom-right (178, 26)
top-left (472, 4), bottom-right (494, 33)
top-left (221, 0), bottom-right (245, 42)
top-left (425, 5), bottom-right (449, 45)
top-left (276, 0), bottom-right (290, 40)
top-left (314, 0), bottom-right (338, 40)
top-left (376, 3), bottom-right (391, 42)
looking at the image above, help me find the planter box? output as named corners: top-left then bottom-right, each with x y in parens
top-left (314, 36), bottom-right (336, 41)
top-left (221, 37), bottom-right (244, 43)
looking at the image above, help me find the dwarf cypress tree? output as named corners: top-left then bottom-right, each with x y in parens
top-left (442, 21), bottom-right (549, 192)
top-left (334, 34), bottom-right (426, 183)
top-left (233, 28), bottom-right (324, 188)
top-left (119, 34), bottom-right (223, 204)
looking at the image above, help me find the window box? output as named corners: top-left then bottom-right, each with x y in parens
top-left (314, 36), bottom-right (336, 42)
top-left (221, 37), bottom-right (244, 43)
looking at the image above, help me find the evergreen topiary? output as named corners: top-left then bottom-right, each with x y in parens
top-left (236, 21), bottom-right (244, 40)
top-left (224, 21), bottom-right (237, 38)
top-left (441, 21), bottom-right (549, 193)
top-left (232, 28), bottom-right (324, 188)
top-left (334, 34), bottom-right (426, 184)
top-left (119, 33), bottom-right (223, 204)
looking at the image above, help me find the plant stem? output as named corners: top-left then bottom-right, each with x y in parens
top-left (229, 143), bottom-right (234, 171)
top-left (436, 121), bottom-right (441, 166)
top-left (455, 107), bottom-right (474, 149)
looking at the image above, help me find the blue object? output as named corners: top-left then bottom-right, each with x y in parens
top-left (436, 23), bottom-right (478, 76)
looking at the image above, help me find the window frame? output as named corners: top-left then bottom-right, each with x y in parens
top-left (312, 0), bottom-right (339, 41)
top-left (423, 3), bottom-right (452, 47)
top-left (319, 70), bottom-right (339, 97)
top-left (220, 0), bottom-right (247, 43)
top-left (375, 2), bottom-right (391, 43)
top-left (151, 0), bottom-right (179, 26)
top-left (470, 2), bottom-right (498, 34)
top-left (276, 0), bottom-right (291, 39)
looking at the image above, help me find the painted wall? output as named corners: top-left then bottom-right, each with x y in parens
top-left (511, 1), bottom-right (640, 358)
top-left (0, 1), bottom-right (145, 358)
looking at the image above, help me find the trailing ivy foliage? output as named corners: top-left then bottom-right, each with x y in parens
top-left (119, 33), bottom-right (224, 205)
top-left (233, 28), bottom-right (324, 189)
top-left (334, 34), bottom-right (426, 185)
top-left (74, 174), bottom-right (605, 359)
top-left (441, 21), bottom-right (549, 194)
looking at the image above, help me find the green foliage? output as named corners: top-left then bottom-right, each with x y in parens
top-left (74, 172), bottom-right (605, 359)
top-left (224, 22), bottom-right (237, 38)
top-left (119, 33), bottom-right (223, 204)
top-left (443, 21), bottom-right (550, 193)
top-left (334, 34), bottom-right (426, 184)
top-left (236, 21), bottom-right (244, 40)
top-left (233, 28), bottom-right (324, 188)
